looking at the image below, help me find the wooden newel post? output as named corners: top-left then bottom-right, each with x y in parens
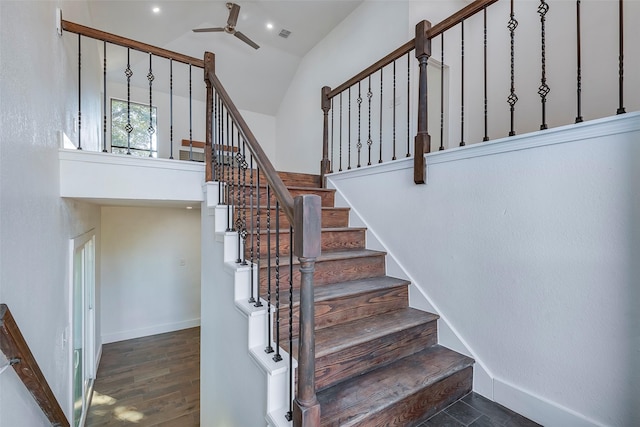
top-left (204, 52), bottom-right (215, 182)
top-left (414, 20), bottom-right (432, 184)
top-left (292, 194), bottom-right (322, 427)
top-left (320, 86), bottom-right (332, 188)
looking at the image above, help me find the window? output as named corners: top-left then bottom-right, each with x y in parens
top-left (111, 99), bottom-right (157, 157)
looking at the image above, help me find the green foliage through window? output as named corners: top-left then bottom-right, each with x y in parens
top-left (111, 99), bottom-right (157, 157)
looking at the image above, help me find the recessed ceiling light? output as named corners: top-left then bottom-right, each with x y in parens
top-left (266, 22), bottom-right (274, 30)
top-left (186, 206), bottom-right (193, 210)
top-left (152, 6), bottom-right (161, 14)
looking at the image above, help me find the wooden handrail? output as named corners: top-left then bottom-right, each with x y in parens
top-left (427, 0), bottom-right (499, 39)
top-left (204, 53), bottom-right (295, 223)
top-left (0, 304), bottom-right (70, 427)
top-left (61, 20), bottom-right (204, 68)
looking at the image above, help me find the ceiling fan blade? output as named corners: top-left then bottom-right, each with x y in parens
top-left (227, 3), bottom-right (240, 28)
top-left (234, 31), bottom-right (259, 49)
top-left (192, 27), bottom-right (225, 33)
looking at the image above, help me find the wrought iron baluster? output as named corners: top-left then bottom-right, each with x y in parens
top-left (406, 51), bottom-right (411, 157)
top-left (507, 0), bottom-right (519, 136)
top-left (440, 34), bottom-right (445, 151)
top-left (265, 185), bottom-right (273, 354)
top-left (348, 87), bottom-right (352, 170)
top-left (235, 129), bottom-right (242, 261)
top-left (617, 0), bottom-right (626, 115)
top-left (483, 8), bottom-right (490, 142)
top-left (226, 112), bottom-right (232, 231)
top-left (249, 154), bottom-right (256, 304)
top-left (357, 81), bottom-right (362, 168)
top-left (102, 41), bottom-right (107, 152)
top-left (367, 75), bottom-right (373, 165)
top-left (460, 20), bottom-right (465, 147)
top-left (538, 0), bottom-right (550, 130)
top-left (255, 170), bottom-right (263, 308)
top-left (379, 68), bottom-right (383, 163)
top-left (575, 1), bottom-right (583, 123)
top-left (339, 92), bottom-right (343, 172)
top-left (239, 140), bottom-right (249, 266)
top-left (273, 201), bottom-right (282, 363)
top-left (285, 226), bottom-right (294, 422)
top-left (392, 60), bottom-right (397, 160)
top-left (77, 34), bottom-right (82, 150)
top-left (125, 48), bottom-right (133, 154)
top-left (170, 59), bottom-right (174, 158)
top-left (330, 98), bottom-right (334, 173)
top-left (147, 53), bottom-right (155, 156)
top-left (189, 64), bottom-right (193, 160)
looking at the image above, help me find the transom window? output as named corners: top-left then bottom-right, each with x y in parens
top-left (111, 99), bottom-right (157, 157)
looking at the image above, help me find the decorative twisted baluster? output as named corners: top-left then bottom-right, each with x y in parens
top-left (575, 1), bottom-right (583, 124)
top-left (189, 65), bottom-right (193, 160)
top-left (248, 155), bottom-right (256, 304)
top-left (147, 53), bottom-right (155, 156)
top-left (254, 169), bottom-right (263, 308)
top-left (238, 141), bottom-right (249, 266)
top-left (357, 82), bottom-right (362, 168)
top-left (379, 69), bottom-right (383, 164)
top-left (348, 86), bottom-right (352, 170)
top-left (77, 34), bottom-right (82, 150)
top-left (273, 201), bottom-right (282, 363)
top-left (367, 75), bottom-right (373, 166)
top-left (265, 185), bottom-right (273, 354)
top-left (507, 0), bottom-right (518, 136)
top-left (330, 98), bottom-right (334, 173)
top-left (406, 51), bottom-right (411, 158)
top-left (170, 59), bottom-right (174, 158)
top-left (102, 41), bottom-right (107, 152)
top-left (285, 227), bottom-right (294, 422)
top-left (339, 93), bottom-right (343, 172)
top-left (235, 130), bottom-right (243, 263)
top-left (125, 48), bottom-right (133, 154)
top-left (538, 0), bottom-right (550, 130)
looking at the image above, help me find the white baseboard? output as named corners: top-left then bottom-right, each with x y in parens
top-left (494, 378), bottom-right (606, 427)
top-left (101, 318), bottom-right (201, 344)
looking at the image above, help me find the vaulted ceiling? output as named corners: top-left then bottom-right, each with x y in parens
top-left (86, 0), bottom-right (363, 115)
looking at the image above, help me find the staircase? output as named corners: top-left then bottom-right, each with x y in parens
top-left (242, 170), bottom-right (475, 426)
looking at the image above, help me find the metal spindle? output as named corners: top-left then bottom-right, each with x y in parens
top-left (255, 170), bottom-right (263, 308)
top-left (460, 20), bottom-right (465, 147)
top-left (357, 82), bottom-right (362, 168)
top-left (248, 155), bottom-right (255, 303)
top-left (348, 87), bottom-right (352, 170)
top-left (406, 51), bottom-right (411, 157)
top-left (102, 41), bottom-right (107, 152)
top-left (240, 141), bottom-right (249, 266)
top-left (339, 93), bottom-right (343, 172)
top-left (392, 60), bottom-right (397, 160)
top-left (617, 0), bottom-right (626, 115)
top-left (189, 64), bottom-right (193, 159)
top-left (483, 8), bottom-right (489, 142)
top-left (379, 69), bottom-right (383, 163)
top-left (125, 48), bottom-right (132, 154)
top-left (507, 0), bottom-right (519, 136)
top-left (575, 1), bottom-right (583, 123)
top-left (235, 129), bottom-right (242, 262)
top-left (265, 184), bottom-right (273, 354)
top-left (440, 34), bottom-right (445, 151)
top-left (538, 0), bottom-right (550, 130)
top-left (367, 75), bottom-right (373, 165)
top-left (273, 202), bottom-right (282, 363)
top-left (77, 34), bottom-right (82, 150)
top-left (170, 59), bottom-right (174, 158)
top-left (147, 53), bottom-right (155, 156)
top-left (226, 112), bottom-right (232, 231)
top-left (285, 227), bottom-right (294, 422)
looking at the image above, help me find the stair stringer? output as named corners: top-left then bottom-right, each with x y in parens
top-left (202, 182), bottom-right (295, 427)
top-left (327, 179), bottom-right (495, 399)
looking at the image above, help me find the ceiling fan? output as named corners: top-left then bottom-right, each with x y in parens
top-left (192, 2), bottom-right (260, 50)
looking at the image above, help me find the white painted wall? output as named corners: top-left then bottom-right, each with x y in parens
top-left (275, 1), bottom-right (411, 173)
top-left (100, 206), bottom-right (201, 343)
top-left (0, 1), bottom-right (102, 425)
top-left (327, 113), bottom-right (640, 427)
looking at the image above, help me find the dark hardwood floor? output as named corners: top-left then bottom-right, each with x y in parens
top-left (86, 327), bottom-right (200, 426)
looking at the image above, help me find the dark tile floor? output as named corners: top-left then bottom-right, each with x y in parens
top-left (420, 392), bottom-right (542, 427)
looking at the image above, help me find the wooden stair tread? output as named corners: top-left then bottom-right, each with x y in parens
top-left (285, 276), bottom-right (410, 308)
top-left (312, 308), bottom-right (438, 357)
top-left (258, 248), bottom-right (386, 266)
top-left (318, 345), bottom-right (474, 426)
